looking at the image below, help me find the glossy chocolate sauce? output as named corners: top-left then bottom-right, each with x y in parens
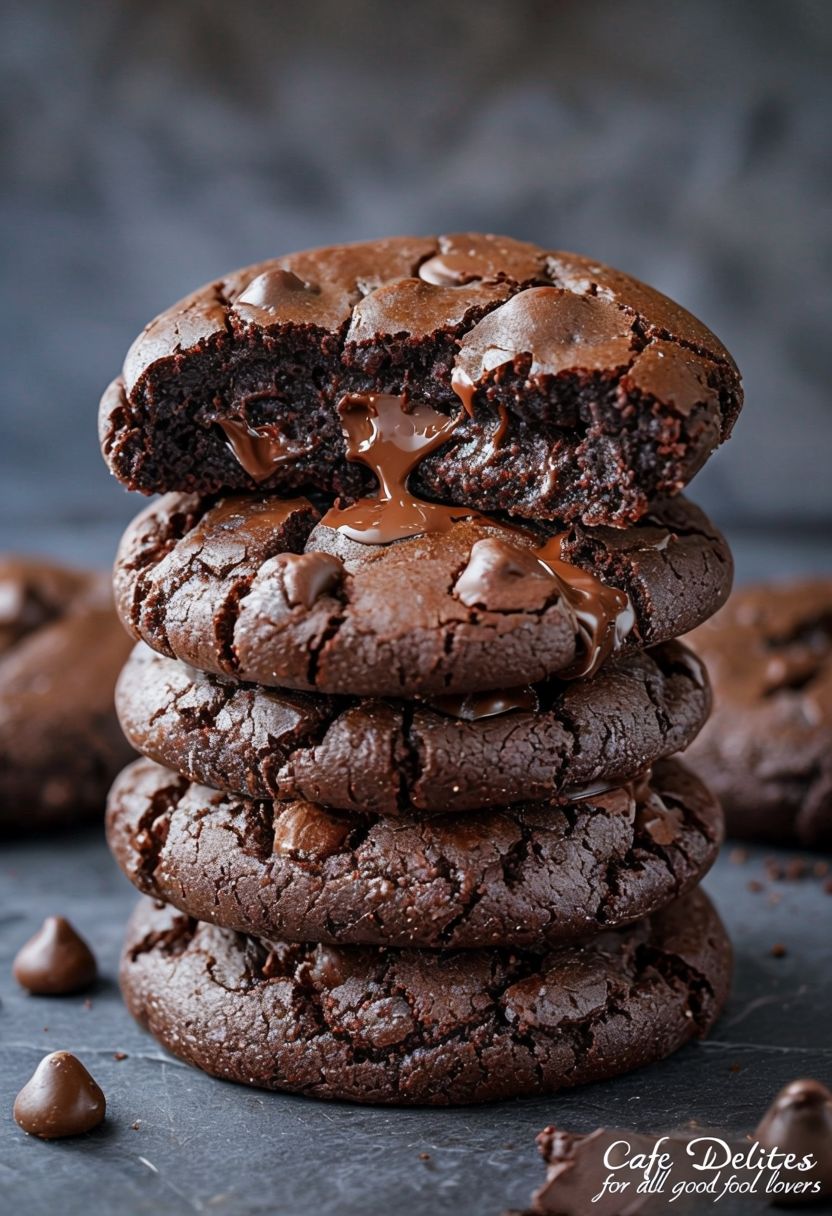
top-left (451, 367), bottom-right (509, 460)
top-left (218, 418), bottom-right (311, 483)
top-left (534, 533), bottom-right (635, 679)
top-left (426, 686), bottom-right (540, 721)
top-left (320, 391), bottom-right (634, 677)
top-left (319, 393), bottom-right (478, 543)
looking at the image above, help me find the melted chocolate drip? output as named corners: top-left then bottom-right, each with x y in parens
top-left (561, 768), bottom-right (681, 844)
top-left (320, 393), bottom-right (477, 543)
top-left (425, 686), bottom-right (539, 721)
top-left (534, 533), bottom-right (635, 679)
top-left (451, 367), bottom-right (510, 461)
top-left (320, 392), bottom-right (634, 678)
top-left (218, 418), bottom-right (311, 482)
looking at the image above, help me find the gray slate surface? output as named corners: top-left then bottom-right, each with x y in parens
top-left (2, 836), bottom-right (831, 1216)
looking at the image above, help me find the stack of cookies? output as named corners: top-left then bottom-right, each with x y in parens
top-left (100, 234), bottom-right (739, 1105)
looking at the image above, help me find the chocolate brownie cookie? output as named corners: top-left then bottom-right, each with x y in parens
top-left (120, 886), bottom-right (731, 1105)
top-left (0, 557), bottom-right (134, 831)
top-left (107, 757), bottom-right (722, 949)
top-left (116, 641), bottom-right (710, 816)
top-left (686, 579), bottom-right (832, 847)
top-left (113, 491), bottom-right (731, 697)
top-left (99, 234), bottom-right (742, 528)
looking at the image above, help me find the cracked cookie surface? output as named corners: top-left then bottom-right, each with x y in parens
top-left (120, 885), bottom-right (731, 1105)
top-left (686, 579), bottom-right (832, 847)
top-left (0, 556), bottom-right (134, 831)
top-left (107, 757), bottom-right (722, 949)
top-left (116, 641), bottom-right (710, 815)
top-left (99, 234), bottom-right (742, 527)
top-left (113, 493), bottom-right (731, 697)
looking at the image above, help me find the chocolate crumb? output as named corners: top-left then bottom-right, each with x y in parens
top-left (747, 879), bottom-right (764, 893)
top-left (113, 1052), bottom-right (127, 1061)
top-left (770, 943), bottom-right (787, 958)
top-left (729, 847), bottom-right (748, 865)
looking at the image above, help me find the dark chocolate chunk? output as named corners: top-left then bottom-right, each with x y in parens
top-left (14, 1052), bottom-right (106, 1139)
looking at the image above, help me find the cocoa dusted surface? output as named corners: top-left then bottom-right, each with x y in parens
top-left (0, 556), bottom-right (134, 831)
top-left (99, 235), bottom-right (742, 528)
top-left (685, 579), bottom-right (832, 848)
top-left (118, 887), bottom-right (730, 1107)
top-left (116, 640), bottom-right (710, 815)
top-left (112, 492), bottom-right (732, 697)
top-left (105, 758), bottom-right (722, 950)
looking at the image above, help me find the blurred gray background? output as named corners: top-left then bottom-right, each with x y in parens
top-left (1, 0), bottom-right (830, 570)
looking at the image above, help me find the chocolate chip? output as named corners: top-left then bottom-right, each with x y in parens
top-left (14, 1052), bottom-right (105, 1139)
top-left (755, 1079), bottom-right (832, 1197)
top-left (13, 916), bottom-right (97, 995)
top-left (454, 537), bottom-right (555, 612)
top-left (278, 551), bottom-right (343, 609)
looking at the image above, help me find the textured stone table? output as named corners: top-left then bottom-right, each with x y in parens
top-left (2, 835), bottom-right (831, 1216)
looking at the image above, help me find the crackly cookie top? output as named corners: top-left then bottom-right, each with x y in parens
top-left (121, 234), bottom-right (736, 393)
top-left (100, 234), bottom-right (742, 526)
top-left (107, 756), bottom-right (723, 951)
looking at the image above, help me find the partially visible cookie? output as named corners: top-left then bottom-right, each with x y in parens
top-left (113, 492), bottom-right (731, 697)
top-left (686, 579), bottom-right (832, 847)
top-left (0, 556), bottom-right (134, 831)
top-left (107, 757), bottom-right (722, 949)
top-left (120, 887), bottom-right (731, 1105)
top-left (116, 641), bottom-right (710, 816)
top-left (99, 234), bottom-right (742, 528)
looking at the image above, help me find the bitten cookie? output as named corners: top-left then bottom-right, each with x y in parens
top-left (0, 556), bottom-right (134, 830)
top-left (120, 887), bottom-right (731, 1105)
top-left (107, 757), bottom-right (723, 949)
top-left (113, 492), bottom-right (731, 697)
top-left (116, 641), bottom-right (710, 816)
top-left (686, 579), bottom-right (832, 847)
top-left (100, 234), bottom-right (742, 527)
